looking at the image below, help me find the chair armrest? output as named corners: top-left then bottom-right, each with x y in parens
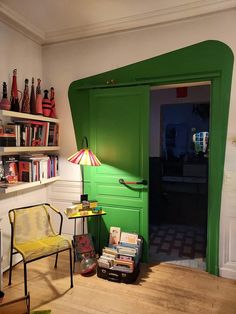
top-left (45, 204), bottom-right (63, 235)
top-left (47, 204), bottom-right (60, 214)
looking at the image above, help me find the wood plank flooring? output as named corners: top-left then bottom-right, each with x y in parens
top-left (2, 252), bottom-right (236, 314)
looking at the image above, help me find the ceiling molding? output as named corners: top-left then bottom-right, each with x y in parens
top-left (0, 0), bottom-right (236, 45)
top-left (44, 0), bottom-right (236, 44)
top-left (0, 2), bottom-right (45, 44)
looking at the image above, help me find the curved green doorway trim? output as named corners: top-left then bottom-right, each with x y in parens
top-left (69, 40), bottom-right (234, 275)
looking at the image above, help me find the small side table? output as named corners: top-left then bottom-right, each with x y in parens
top-left (64, 209), bottom-right (106, 253)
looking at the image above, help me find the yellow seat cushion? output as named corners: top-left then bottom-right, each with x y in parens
top-left (15, 235), bottom-right (71, 262)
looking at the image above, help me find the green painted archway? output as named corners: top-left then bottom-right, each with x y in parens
top-left (69, 40), bottom-right (234, 275)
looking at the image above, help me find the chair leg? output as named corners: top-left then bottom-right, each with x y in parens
top-left (8, 234), bottom-right (14, 286)
top-left (69, 248), bottom-right (73, 288)
top-left (24, 262), bottom-right (28, 296)
top-left (54, 253), bottom-right (59, 268)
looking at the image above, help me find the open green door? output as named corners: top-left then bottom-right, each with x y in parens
top-left (85, 86), bottom-right (149, 260)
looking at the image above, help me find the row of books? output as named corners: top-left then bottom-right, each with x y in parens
top-left (0, 154), bottom-right (59, 184)
top-left (0, 120), bottom-right (59, 147)
top-left (97, 227), bottom-right (142, 273)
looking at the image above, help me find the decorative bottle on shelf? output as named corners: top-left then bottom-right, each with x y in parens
top-left (49, 87), bottom-right (56, 118)
top-left (0, 82), bottom-right (11, 110)
top-left (42, 90), bottom-right (52, 117)
top-left (10, 69), bottom-right (21, 112)
top-left (30, 77), bottom-right (36, 114)
top-left (21, 79), bottom-right (30, 114)
top-left (35, 78), bottom-right (43, 115)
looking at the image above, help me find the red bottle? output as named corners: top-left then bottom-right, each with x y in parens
top-left (10, 69), bottom-right (20, 112)
top-left (35, 78), bottom-right (43, 115)
top-left (0, 82), bottom-right (11, 110)
top-left (42, 90), bottom-right (51, 117)
top-left (50, 87), bottom-right (56, 118)
top-left (30, 77), bottom-right (36, 114)
top-left (21, 79), bottom-right (30, 113)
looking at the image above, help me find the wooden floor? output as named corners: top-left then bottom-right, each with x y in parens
top-left (2, 252), bottom-right (236, 314)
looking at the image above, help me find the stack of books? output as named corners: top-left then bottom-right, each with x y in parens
top-left (97, 227), bottom-right (142, 273)
top-left (18, 153), bottom-right (59, 182)
top-left (72, 200), bottom-right (98, 211)
top-left (0, 153), bottom-right (59, 183)
top-left (0, 121), bottom-right (59, 147)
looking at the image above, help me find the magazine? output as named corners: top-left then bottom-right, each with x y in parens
top-left (73, 233), bottom-right (95, 261)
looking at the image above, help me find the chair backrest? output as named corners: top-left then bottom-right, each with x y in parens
top-left (9, 204), bottom-right (56, 245)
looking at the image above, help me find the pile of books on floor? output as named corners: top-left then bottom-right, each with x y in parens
top-left (97, 227), bottom-right (142, 274)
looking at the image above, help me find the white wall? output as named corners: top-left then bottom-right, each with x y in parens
top-left (0, 21), bottom-right (43, 94)
top-left (42, 8), bottom-right (236, 279)
top-left (0, 21), bottom-right (48, 270)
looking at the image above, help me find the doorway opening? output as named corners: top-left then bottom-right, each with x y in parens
top-left (149, 83), bottom-right (210, 270)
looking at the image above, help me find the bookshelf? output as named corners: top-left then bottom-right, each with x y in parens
top-left (0, 110), bottom-right (59, 123)
top-left (0, 110), bottom-right (60, 194)
top-left (0, 146), bottom-right (59, 153)
top-left (0, 176), bottom-right (60, 194)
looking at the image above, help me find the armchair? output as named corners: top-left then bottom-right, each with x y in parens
top-left (8, 203), bottom-right (73, 295)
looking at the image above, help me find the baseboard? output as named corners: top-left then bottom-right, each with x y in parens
top-left (220, 266), bottom-right (236, 280)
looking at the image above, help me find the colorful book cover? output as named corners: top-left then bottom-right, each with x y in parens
top-left (73, 233), bottom-right (95, 261)
top-left (2, 155), bottom-right (19, 183)
top-left (18, 161), bottom-right (32, 182)
top-left (120, 232), bottom-right (138, 245)
top-left (109, 226), bottom-right (121, 246)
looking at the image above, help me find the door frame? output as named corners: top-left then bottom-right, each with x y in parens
top-left (150, 80), bottom-right (211, 268)
top-left (69, 40), bottom-right (234, 275)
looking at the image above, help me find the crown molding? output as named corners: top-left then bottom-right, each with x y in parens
top-left (0, 2), bottom-right (45, 44)
top-left (0, 0), bottom-right (235, 45)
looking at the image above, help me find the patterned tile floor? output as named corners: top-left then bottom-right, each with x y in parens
top-left (149, 224), bottom-right (206, 270)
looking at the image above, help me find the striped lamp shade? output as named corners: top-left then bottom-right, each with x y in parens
top-left (68, 137), bottom-right (101, 166)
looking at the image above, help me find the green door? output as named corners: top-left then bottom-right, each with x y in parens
top-left (85, 86), bottom-right (149, 260)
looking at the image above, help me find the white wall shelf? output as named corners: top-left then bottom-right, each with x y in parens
top-left (0, 110), bottom-right (59, 123)
top-left (0, 146), bottom-right (60, 153)
top-left (0, 176), bottom-right (60, 194)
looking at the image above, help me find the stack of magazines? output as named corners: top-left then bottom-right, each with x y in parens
top-left (97, 227), bottom-right (142, 273)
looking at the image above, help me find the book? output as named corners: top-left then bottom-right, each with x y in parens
top-left (73, 233), bottom-right (95, 262)
top-left (97, 258), bottom-right (111, 269)
top-left (18, 161), bottom-right (32, 182)
top-left (3, 124), bottom-right (16, 135)
top-left (2, 155), bottom-right (19, 183)
top-left (113, 258), bottom-right (134, 271)
top-left (116, 247), bottom-right (137, 257)
top-left (48, 122), bottom-right (59, 146)
top-left (102, 247), bottom-right (117, 256)
top-left (109, 226), bottom-right (121, 246)
top-left (120, 232), bottom-right (138, 246)
top-left (0, 133), bottom-right (16, 146)
top-left (117, 254), bottom-right (134, 262)
top-left (0, 157), bottom-right (4, 181)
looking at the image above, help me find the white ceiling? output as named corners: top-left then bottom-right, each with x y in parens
top-left (0, 0), bottom-right (235, 45)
